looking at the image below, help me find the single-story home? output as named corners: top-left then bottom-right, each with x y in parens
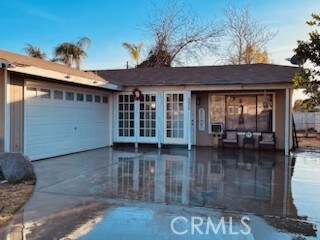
top-left (0, 49), bottom-right (299, 160)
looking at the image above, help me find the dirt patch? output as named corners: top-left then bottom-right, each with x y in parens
top-left (298, 137), bottom-right (320, 149)
top-left (265, 216), bottom-right (317, 237)
top-left (0, 180), bottom-right (35, 227)
top-left (25, 201), bottom-right (113, 240)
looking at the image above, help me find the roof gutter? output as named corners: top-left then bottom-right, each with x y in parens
top-left (6, 65), bottom-right (124, 91)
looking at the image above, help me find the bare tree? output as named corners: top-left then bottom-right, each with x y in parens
top-left (223, 5), bottom-right (276, 65)
top-left (139, 1), bottom-right (223, 67)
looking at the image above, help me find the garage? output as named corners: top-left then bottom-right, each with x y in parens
top-left (24, 80), bottom-right (111, 160)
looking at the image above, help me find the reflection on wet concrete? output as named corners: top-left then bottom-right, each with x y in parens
top-left (110, 149), bottom-right (290, 216)
top-left (1, 147), bottom-right (319, 239)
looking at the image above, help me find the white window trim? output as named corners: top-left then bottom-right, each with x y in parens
top-left (137, 91), bottom-right (158, 143)
top-left (53, 90), bottom-right (64, 100)
top-left (114, 92), bottom-right (135, 142)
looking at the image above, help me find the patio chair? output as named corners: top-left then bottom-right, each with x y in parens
top-left (222, 130), bottom-right (239, 148)
top-left (258, 132), bottom-right (276, 151)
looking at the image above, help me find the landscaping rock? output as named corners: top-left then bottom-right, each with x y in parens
top-left (0, 153), bottom-right (36, 183)
top-left (0, 167), bottom-right (4, 181)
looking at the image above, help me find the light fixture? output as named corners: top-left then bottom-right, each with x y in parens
top-left (263, 90), bottom-right (268, 108)
top-left (7, 63), bottom-right (15, 68)
top-left (132, 88), bottom-right (142, 100)
top-left (0, 59), bottom-right (14, 68)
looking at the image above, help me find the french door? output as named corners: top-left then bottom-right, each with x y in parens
top-left (138, 93), bottom-right (157, 142)
top-left (164, 92), bottom-right (186, 144)
top-left (116, 92), bottom-right (158, 143)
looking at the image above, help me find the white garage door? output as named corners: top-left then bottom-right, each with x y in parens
top-left (25, 81), bottom-right (111, 160)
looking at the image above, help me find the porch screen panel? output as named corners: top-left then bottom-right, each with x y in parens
top-left (210, 96), bottom-right (225, 125)
top-left (257, 95), bottom-right (273, 132)
top-left (118, 94), bottom-right (134, 137)
top-left (226, 96), bottom-right (256, 131)
top-left (166, 93), bottom-right (184, 138)
top-left (140, 94), bottom-right (156, 137)
top-left (210, 94), bottom-right (273, 132)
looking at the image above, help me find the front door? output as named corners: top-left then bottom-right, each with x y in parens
top-left (164, 92), bottom-right (186, 144)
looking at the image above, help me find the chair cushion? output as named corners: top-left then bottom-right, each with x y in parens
top-left (259, 141), bottom-right (275, 145)
top-left (261, 133), bottom-right (274, 142)
top-left (223, 139), bottom-right (238, 143)
top-left (226, 131), bottom-right (237, 140)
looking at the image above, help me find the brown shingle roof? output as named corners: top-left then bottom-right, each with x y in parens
top-left (95, 64), bottom-right (299, 87)
top-left (0, 49), bottom-right (105, 82)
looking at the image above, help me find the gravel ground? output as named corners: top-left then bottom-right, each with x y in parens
top-left (0, 180), bottom-right (35, 226)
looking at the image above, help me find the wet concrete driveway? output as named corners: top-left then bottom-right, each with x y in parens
top-left (1, 147), bottom-right (319, 239)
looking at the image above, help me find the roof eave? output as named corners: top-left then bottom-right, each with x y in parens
top-left (7, 66), bottom-right (124, 91)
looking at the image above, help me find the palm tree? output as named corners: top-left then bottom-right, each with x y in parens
top-left (53, 37), bottom-right (91, 69)
top-left (23, 44), bottom-right (46, 59)
top-left (122, 42), bottom-right (143, 66)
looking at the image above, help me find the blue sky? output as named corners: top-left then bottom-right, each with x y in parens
top-left (0, 0), bottom-right (319, 69)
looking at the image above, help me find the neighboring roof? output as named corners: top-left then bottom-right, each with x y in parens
top-left (95, 64), bottom-right (300, 87)
top-left (0, 49), bottom-right (105, 82)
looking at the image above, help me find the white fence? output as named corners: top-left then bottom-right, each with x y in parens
top-left (293, 112), bottom-right (320, 132)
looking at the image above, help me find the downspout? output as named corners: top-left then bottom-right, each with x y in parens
top-left (284, 88), bottom-right (290, 156)
top-left (3, 68), bottom-right (10, 152)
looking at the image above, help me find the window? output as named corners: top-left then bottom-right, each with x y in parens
top-left (39, 89), bottom-right (50, 99)
top-left (26, 87), bottom-right (37, 99)
top-left (226, 96), bottom-right (256, 131)
top-left (54, 90), bottom-right (63, 100)
top-left (166, 93), bottom-right (184, 138)
top-left (66, 92), bottom-right (74, 101)
top-left (118, 94), bottom-right (134, 137)
top-left (209, 94), bottom-right (273, 132)
top-left (77, 93), bottom-right (84, 101)
top-left (257, 95), bottom-right (273, 132)
top-left (86, 94), bottom-right (93, 102)
top-left (103, 96), bottom-right (108, 103)
top-left (140, 94), bottom-right (156, 137)
top-left (95, 95), bottom-right (101, 103)
top-left (210, 96), bottom-right (225, 125)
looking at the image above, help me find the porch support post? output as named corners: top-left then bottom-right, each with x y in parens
top-left (109, 94), bottom-right (114, 147)
top-left (284, 88), bottom-right (290, 156)
top-left (187, 90), bottom-right (192, 150)
top-left (4, 69), bottom-right (10, 152)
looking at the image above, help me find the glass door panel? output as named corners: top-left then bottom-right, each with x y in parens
top-left (165, 93), bottom-right (185, 143)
